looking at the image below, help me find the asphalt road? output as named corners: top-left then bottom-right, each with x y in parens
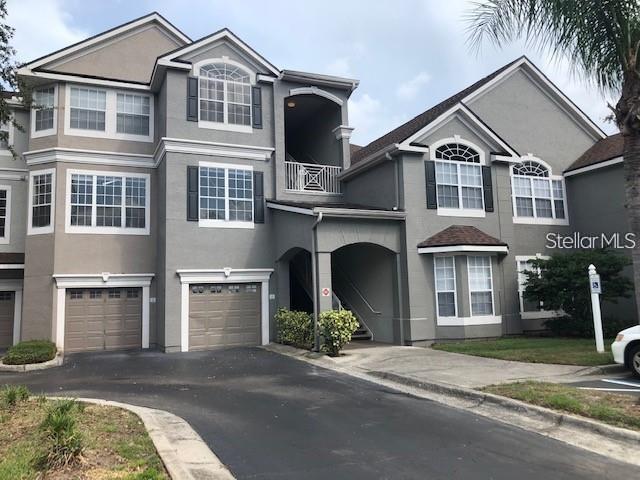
top-left (569, 371), bottom-right (640, 397)
top-left (0, 347), bottom-right (634, 479)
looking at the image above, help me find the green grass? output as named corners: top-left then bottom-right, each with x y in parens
top-left (0, 393), bottom-right (168, 479)
top-left (2, 340), bottom-right (57, 365)
top-left (432, 337), bottom-right (614, 365)
top-left (483, 381), bottom-right (640, 431)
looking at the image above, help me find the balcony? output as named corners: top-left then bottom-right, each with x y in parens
top-left (285, 160), bottom-right (342, 195)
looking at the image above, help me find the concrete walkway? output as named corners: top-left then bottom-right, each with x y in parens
top-left (304, 342), bottom-right (613, 388)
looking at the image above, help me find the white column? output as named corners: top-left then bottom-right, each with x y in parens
top-left (261, 280), bottom-right (270, 345)
top-left (12, 289), bottom-right (22, 345)
top-left (56, 287), bottom-right (66, 351)
top-left (180, 282), bottom-right (189, 352)
top-left (142, 285), bottom-right (150, 349)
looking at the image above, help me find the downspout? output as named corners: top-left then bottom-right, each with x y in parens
top-left (311, 211), bottom-right (324, 352)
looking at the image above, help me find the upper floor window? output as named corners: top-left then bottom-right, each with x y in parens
top-left (0, 122), bottom-right (12, 150)
top-left (0, 186), bottom-right (11, 244)
top-left (31, 86), bottom-right (57, 138)
top-left (432, 139), bottom-right (486, 217)
top-left (64, 85), bottom-right (153, 142)
top-left (66, 169), bottom-right (150, 235)
top-left (511, 158), bottom-right (567, 225)
top-left (198, 162), bottom-right (253, 229)
top-left (28, 168), bottom-right (55, 235)
top-left (198, 61), bottom-right (252, 131)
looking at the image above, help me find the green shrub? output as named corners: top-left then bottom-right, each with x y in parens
top-left (39, 399), bottom-right (84, 468)
top-left (1, 384), bottom-right (30, 407)
top-left (275, 308), bottom-right (314, 350)
top-left (2, 340), bottom-right (57, 365)
top-left (318, 310), bottom-right (359, 357)
top-left (543, 315), bottom-right (635, 338)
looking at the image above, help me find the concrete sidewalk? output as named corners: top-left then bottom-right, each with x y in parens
top-left (305, 342), bottom-right (617, 388)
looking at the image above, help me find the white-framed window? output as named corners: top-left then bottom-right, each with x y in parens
top-left (0, 185), bottom-right (11, 244)
top-left (0, 121), bottom-right (13, 152)
top-left (64, 84), bottom-right (153, 142)
top-left (511, 157), bottom-right (568, 225)
top-left (467, 256), bottom-right (494, 316)
top-left (31, 85), bottom-right (58, 138)
top-left (196, 58), bottom-right (254, 133)
top-left (28, 168), bottom-right (56, 235)
top-left (432, 137), bottom-right (485, 218)
top-left (516, 254), bottom-right (561, 319)
top-left (198, 161), bottom-right (253, 229)
top-left (65, 169), bottom-right (150, 235)
top-left (434, 256), bottom-right (457, 318)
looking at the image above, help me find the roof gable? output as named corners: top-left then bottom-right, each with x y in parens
top-left (21, 13), bottom-right (189, 85)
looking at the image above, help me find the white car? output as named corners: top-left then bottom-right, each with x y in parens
top-left (611, 325), bottom-right (640, 378)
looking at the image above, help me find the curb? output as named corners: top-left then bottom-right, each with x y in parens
top-left (51, 397), bottom-right (235, 480)
top-left (579, 363), bottom-right (626, 375)
top-left (0, 354), bottom-right (63, 372)
top-left (366, 370), bottom-right (640, 445)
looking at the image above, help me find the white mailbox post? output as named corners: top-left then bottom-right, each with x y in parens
top-left (588, 264), bottom-right (605, 353)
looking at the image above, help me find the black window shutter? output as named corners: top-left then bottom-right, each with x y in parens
top-left (482, 165), bottom-right (494, 212)
top-left (253, 171), bottom-right (265, 223)
top-left (252, 86), bottom-right (262, 129)
top-left (425, 161), bottom-right (437, 209)
top-left (187, 76), bottom-right (198, 122)
top-left (187, 166), bottom-right (199, 221)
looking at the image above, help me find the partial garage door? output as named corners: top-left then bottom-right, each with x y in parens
top-left (65, 288), bottom-right (142, 353)
top-left (189, 283), bottom-right (261, 350)
top-left (0, 291), bottom-right (14, 348)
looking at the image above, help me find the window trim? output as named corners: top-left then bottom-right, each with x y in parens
top-left (0, 121), bottom-right (14, 154)
top-left (64, 168), bottom-right (151, 235)
top-left (516, 254), bottom-right (563, 320)
top-left (430, 136), bottom-right (486, 218)
top-left (31, 85), bottom-right (58, 138)
top-left (510, 155), bottom-right (569, 226)
top-left (27, 168), bottom-right (56, 235)
top-left (433, 255), bottom-right (457, 320)
top-left (198, 160), bottom-right (254, 229)
top-left (0, 185), bottom-right (11, 244)
top-left (193, 57), bottom-right (254, 133)
top-left (63, 84), bottom-right (154, 143)
top-left (466, 255), bottom-right (495, 318)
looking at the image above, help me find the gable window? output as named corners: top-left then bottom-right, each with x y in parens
top-left (199, 162), bottom-right (253, 228)
top-left (467, 256), bottom-right (494, 316)
top-left (64, 85), bottom-right (153, 142)
top-left (32, 86), bottom-right (57, 137)
top-left (69, 87), bottom-right (106, 131)
top-left (28, 168), bottom-right (55, 235)
top-left (434, 256), bottom-right (457, 318)
top-left (198, 61), bottom-right (252, 131)
top-left (511, 158), bottom-right (567, 225)
top-left (432, 139), bottom-right (486, 217)
top-left (0, 186), bottom-right (10, 244)
top-left (66, 169), bottom-right (150, 235)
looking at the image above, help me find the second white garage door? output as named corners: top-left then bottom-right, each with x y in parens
top-left (189, 283), bottom-right (261, 350)
top-left (65, 288), bottom-right (142, 353)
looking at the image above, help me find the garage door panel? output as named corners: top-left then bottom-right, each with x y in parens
top-left (65, 288), bottom-right (142, 353)
top-left (189, 283), bottom-right (261, 350)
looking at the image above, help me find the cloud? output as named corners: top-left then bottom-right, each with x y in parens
top-left (7, 0), bottom-right (87, 63)
top-left (348, 93), bottom-right (382, 145)
top-left (396, 72), bottom-right (431, 101)
top-left (325, 57), bottom-right (351, 77)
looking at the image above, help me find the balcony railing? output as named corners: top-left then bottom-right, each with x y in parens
top-left (285, 161), bottom-right (342, 194)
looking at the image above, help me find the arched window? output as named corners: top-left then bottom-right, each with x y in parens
top-left (433, 141), bottom-right (484, 211)
top-left (511, 158), bottom-right (566, 222)
top-left (199, 62), bottom-right (252, 127)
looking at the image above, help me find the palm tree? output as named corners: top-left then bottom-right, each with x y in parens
top-left (466, 0), bottom-right (640, 320)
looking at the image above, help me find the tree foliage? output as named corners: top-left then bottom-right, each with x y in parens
top-left (523, 250), bottom-right (634, 336)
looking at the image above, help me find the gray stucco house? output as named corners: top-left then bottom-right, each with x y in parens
top-left (0, 12), bottom-right (632, 353)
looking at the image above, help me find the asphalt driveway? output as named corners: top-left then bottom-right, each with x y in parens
top-left (0, 347), bottom-right (634, 479)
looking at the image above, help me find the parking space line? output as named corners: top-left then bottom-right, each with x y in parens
top-left (578, 387), bottom-right (640, 393)
top-left (602, 379), bottom-right (640, 388)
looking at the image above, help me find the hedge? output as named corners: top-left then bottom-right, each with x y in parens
top-left (2, 340), bottom-right (57, 365)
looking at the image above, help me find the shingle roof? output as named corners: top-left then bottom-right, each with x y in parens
top-left (417, 225), bottom-right (507, 248)
top-left (349, 144), bottom-right (362, 156)
top-left (566, 133), bottom-right (623, 172)
top-left (351, 57), bottom-right (522, 164)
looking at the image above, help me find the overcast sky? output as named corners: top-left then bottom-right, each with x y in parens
top-left (8, 0), bottom-right (618, 145)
